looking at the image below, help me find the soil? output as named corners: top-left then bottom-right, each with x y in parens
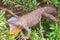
top-left (0, 0), bottom-right (25, 19)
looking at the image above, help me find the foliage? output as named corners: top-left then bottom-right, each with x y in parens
top-left (0, 10), bottom-right (17, 40)
top-left (2, 0), bottom-right (39, 12)
top-left (49, 23), bottom-right (60, 40)
top-left (31, 30), bottom-right (40, 40)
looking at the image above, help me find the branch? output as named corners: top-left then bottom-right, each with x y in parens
top-left (0, 7), bottom-right (18, 17)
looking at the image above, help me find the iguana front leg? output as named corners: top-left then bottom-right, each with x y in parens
top-left (21, 21), bottom-right (31, 39)
top-left (20, 24), bottom-right (31, 40)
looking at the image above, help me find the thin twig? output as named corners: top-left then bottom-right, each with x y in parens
top-left (39, 14), bottom-right (44, 40)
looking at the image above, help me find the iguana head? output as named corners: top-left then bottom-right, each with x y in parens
top-left (8, 17), bottom-right (23, 34)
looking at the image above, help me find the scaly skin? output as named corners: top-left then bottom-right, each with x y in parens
top-left (8, 6), bottom-right (59, 40)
